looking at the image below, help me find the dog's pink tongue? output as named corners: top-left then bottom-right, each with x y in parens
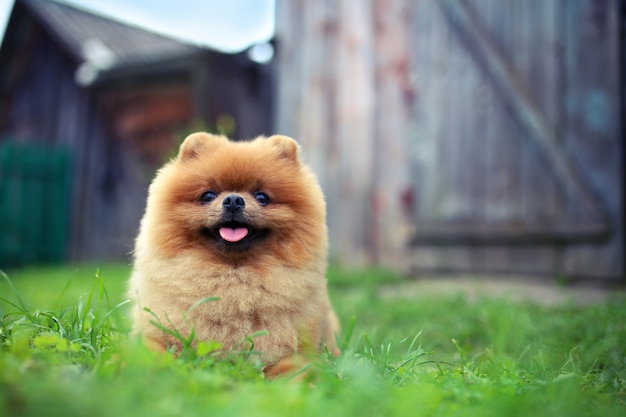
top-left (219, 227), bottom-right (249, 243)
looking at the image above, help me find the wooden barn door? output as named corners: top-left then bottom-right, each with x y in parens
top-left (408, 0), bottom-right (623, 280)
top-left (275, 0), bottom-right (623, 280)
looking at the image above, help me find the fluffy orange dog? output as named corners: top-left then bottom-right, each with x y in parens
top-left (128, 133), bottom-right (339, 374)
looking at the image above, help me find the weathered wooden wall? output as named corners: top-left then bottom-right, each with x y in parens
top-left (0, 22), bottom-right (145, 262)
top-left (276, 0), bottom-right (623, 280)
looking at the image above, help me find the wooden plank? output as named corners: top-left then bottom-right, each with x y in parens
top-left (408, 0), bottom-right (435, 221)
top-left (561, 0), bottom-right (624, 278)
top-left (371, 0), bottom-right (414, 265)
top-left (411, 222), bottom-right (610, 246)
top-left (410, 246), bottom-right (559, 277)
top-left (334, 0), bottom-right (376, 265)
top-left (480, 0), bottom-right (520, 223)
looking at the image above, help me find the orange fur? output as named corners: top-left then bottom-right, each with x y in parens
top-left (128, 133), bottom-right (340, 372)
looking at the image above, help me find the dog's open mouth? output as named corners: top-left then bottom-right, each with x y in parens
top-left (203, 221), bottom-right (269, 252)
top-left (219, 225), bottom-right (249, 243)
top-left (210, 222), bottom-right (253, 244)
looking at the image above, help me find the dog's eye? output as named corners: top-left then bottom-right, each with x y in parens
top-left (254, 192), bottom-right (270, 206)
top-left (200, 191), bottom-right (218, 203)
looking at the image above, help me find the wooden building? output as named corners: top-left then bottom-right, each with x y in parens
top-left (0, 0), bottom-right (273, 266)
top-left (276, 0), bottom-right (623, 282)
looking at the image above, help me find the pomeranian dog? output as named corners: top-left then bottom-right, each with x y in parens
top-left (128, 132), bottom-right (339, 375)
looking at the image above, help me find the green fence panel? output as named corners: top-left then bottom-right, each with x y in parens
top-left (0, 141), bottom-right (72, 267)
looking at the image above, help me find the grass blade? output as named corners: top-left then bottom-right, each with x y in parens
top-left (0, 270), bottom-right (28, 312)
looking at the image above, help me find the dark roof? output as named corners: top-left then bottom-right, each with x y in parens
top-left (21, 0), bottom-right (203, 67)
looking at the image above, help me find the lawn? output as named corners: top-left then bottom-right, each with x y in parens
top-left (1, 263), bottom-right (625, 417)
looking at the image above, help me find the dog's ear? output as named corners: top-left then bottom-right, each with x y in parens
top-left (178, 132), bottom-right (226, 161)
top-left (266, 135), bottom-right (301, 163)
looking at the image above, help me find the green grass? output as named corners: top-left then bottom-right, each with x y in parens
top-left (1, 264), bottom-right (625, 417)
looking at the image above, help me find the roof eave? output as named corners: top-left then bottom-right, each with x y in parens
top-left (77, 49), bottom-right (204, 87)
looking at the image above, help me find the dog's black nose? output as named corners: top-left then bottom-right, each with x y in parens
top-left (222, 194), bottom-right (245, 212)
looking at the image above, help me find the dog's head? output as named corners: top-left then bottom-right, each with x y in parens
top-left (139, 133), bottom-right (327, 267)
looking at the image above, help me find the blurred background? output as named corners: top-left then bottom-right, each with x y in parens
top-left (0, 0), bottom-right (623, 284)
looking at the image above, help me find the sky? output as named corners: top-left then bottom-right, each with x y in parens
top-left (0, 0), bottom-right (275, 52)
